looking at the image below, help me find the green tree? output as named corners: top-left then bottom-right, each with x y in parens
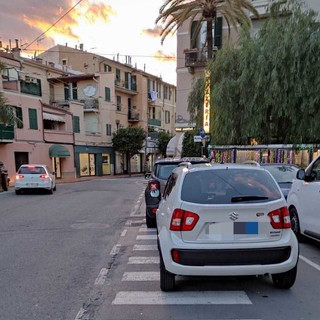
top-left (189, 0), bottom-right (320, 145)
top-left (112, 126), bottom-right (146, 175)
top-left (0, 62), bottom-right (21, 126)
top-left (181, 130), bottom-right (201, 157)
top-left (157, 131), bottom-right (172, 157)
top-left (156, 0), bottom-right (259, 59)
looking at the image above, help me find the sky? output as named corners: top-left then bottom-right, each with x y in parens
top-left (0, 0), bottom-right (177, 85)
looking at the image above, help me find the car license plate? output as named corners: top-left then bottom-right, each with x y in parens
top-left (209, 222), bottom-right (259, 236)
top-left (27, 183), bottom-right (38, 187)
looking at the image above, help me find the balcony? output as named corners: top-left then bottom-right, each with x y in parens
top-left (148, 118), bottom-right (161, 127)
top-left (128, 111), bottom-right (140, 123)
top-left (0, 124), bottom-right (14, 142)
top-left (80, 99), bottom-right (99, 111)
top-left (184, 48), bottom-right (207, 68)
top-left (114, 79), bottom-right (137, 95)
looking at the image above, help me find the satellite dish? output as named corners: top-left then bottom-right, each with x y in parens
top-left (83, 85), bottom-right (96, 97)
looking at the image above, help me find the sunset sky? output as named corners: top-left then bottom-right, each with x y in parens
top-left (0, 0), bottom-right (177, 85)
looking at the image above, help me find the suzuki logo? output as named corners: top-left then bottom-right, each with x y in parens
top-left (229, 212), bottom-right (239, 221)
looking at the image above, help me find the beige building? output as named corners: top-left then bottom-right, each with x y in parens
top-left (1, 42), bottom-right (176, 182)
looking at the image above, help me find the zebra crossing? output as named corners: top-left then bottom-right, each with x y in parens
top-left (112, 224), bottom-right (254, 307)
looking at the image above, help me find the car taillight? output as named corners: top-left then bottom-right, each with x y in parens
top-left (148, 180), bottom-right (159, 191)
top-left (16, 174), bottom-right (24, 180)
top-left (40, 175), bottom-right (49, 179)
top-left (268, 207), bottom-right (291, 229)
top-left (170, 208), bottom-right (199, 231)
top-left (171, 249), bottom-right (180, 263)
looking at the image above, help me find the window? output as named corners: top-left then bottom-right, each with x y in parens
top-left (115, 69), bottom-right (121, 83)
top-left (73, 116), bottom-right (80, 133)
top-left (62, 59), bottom-right (67, 66)
top-left (116, 96), bottom-right (122, 111)
top-left (28, 108), bottom-right (38, 130)
top-left (15, 107), bottom-right (23, 128)
top-left (105, 87), bottom-right (111, 101)
top-left (104, 64), bottom-right (112, 72)
top-left (106, 124), bottom-right (112, 136)
top-left (164, 86), bottom-right (171, 100)
top-left (165, 111), bottom-right (170, 124)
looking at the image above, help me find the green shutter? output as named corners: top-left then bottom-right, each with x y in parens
top-left (28, 108), bottom-right (38, 130)
top-left (125, 72), bottom-right (129, 89)
top-left (72, 82), bottom-right (78, 100)
top-left (132, 75), bottom-right (137, 91)
top-left (214, 17), bottom-right (223, 49)
top-left (16, 107), bottom-right (23, 129)
top-left (105, 87), bottom-right (111, 101)
top-left (73, 116), bottom-right (80, 133)
top-left (64, 85), bottom-right (69, 100)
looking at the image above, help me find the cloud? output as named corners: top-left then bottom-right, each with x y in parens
top-left (142, 25), bottom-right (162, 38)
top-left (154, 49), bottom-right (176, 63)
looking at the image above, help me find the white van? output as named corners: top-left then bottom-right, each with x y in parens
top-left (287, 154), bottom-right (320, 241)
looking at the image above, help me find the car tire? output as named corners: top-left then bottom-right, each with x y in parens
top-left (53, 185), bottom-right (56, 191)
top-left (271, 265), bottom-right (297, 289)
top-left (48, 187), bottom-right (54, 194)
top-left (289, 207), bottom-right (301, 239)
top-left (160, 253), bottom-right (175, 291)
top-left (146, 210), bottom-right (156, 228)
top-left (15, 189), bottom-right (21, 195)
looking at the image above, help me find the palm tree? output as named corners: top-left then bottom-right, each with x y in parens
top-left (156, 0), bottom-right (259, 59)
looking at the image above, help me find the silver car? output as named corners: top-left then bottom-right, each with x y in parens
top-left (157, 163), bottom-right (299, 291)
top-left (15, 164), bottom-right (56, 194)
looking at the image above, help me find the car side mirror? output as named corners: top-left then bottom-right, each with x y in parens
top-left (296, 169), bottom-right (305, 180)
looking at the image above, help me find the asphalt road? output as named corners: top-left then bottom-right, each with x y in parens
top-left (1, 177), bottom-right (320, 320)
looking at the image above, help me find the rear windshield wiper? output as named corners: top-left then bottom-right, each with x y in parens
top-left (231, 196), bottom-right (269, 203)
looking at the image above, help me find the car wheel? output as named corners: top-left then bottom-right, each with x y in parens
top-left (271, 265), bottom-right (297, 289)
top-left (160, 253), bottom-right (175, 291)
top-left (53, 184), bottom-right (56, 191)
top-left (15, 189), bottom-right (21, 195)
top-left (289, 207), bottom-right (301, 238)
top-left (146, 210), bottom-right (156, 228)
top-left (48, 186), bottom-right (54, 194)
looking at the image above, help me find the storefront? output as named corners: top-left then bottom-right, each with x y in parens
top-left (74, 145), bottom-right (114, 177)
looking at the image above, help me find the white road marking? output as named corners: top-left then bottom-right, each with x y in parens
top-left (136, 234), bottom-right (157, 240)
top-left (122, 272), bottom-right (160, 281)
top-left (112, 291), bottom-right (252, 305)
top-left (300, 254), bottom-right (320, 272)
top-left (139, 227), bottom-right (157, 232)
top-left (110, 244), bottom-right (121, 256)
top-left (133, 244), bottom-right (158, 251)
top-left (121, 229), bottom-right (127, 237)
top-left (94, 268), bottom-right (108, 285)
top-left (128, 256), bottom-right (159, 264)
top-left (74, 307), bottom-right (86, 319)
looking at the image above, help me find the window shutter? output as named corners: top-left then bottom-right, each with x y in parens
top-left (72, 82), bottom-right (78, 100)
top-left (214, 17), bottom-right (223, 49)
top-left (105, 87), bottom-right (111, 101)
top-left (64, 85), bottom-right (69, 100)
top-left (73, 116), bottom-right (80, 133)
top-left (16, 107), bottom-right (23, 128)
top-left (28, 108), bottom-right (38, 130)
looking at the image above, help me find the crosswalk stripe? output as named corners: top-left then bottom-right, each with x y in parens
top-left (122, 272), bottom-right (159, 281)
top-left (112, 291), bottom-right (252, 305)
top-left (133, 244), bottom-right (157, 251)
top-left (136, 235), bottom-right (157, 240)
top-left (128, 256), bottom-right (159, 264)
top-left (139, 227), bottom-right (157, 232)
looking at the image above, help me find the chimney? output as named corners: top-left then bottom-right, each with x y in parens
top-left (15, 39), bottom-right (19, 48)
top-left (80, 43), bottom-right (83, 51)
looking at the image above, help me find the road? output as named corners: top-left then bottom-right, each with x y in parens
top-left (0, 177), bottom-right (320, 320)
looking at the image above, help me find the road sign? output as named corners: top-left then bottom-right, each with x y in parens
top-left (200, 128), bottom-right (205, 138)
top-left (194, 135), bottom-right (210, 143)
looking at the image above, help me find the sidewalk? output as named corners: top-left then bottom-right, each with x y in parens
top-left (55, 173), bottom-right (144, 184)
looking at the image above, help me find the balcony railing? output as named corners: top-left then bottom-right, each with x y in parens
top-left (184, 47), bottom-right (218, 68)
top-left (0, 124), bottom-right (14, 141)
top-left (80, 99), bottom-right (99, 110)
top-left (128, 111), bottom-right (140, 122)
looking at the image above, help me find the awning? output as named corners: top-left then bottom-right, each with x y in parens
top-left (49, 144), bottom-right (71, 158)
top-left (43, 112), bottom-right (65, 122)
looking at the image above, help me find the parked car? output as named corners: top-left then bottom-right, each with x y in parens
top-left (242, 161), bottom-right (300, 199)
top-left (260, 164), bottom-right (300, 199)
top-left (287, 154), bottom-right (320, 241)
top-left (144, 157), bottom-right (209, 228)
top-left (14, 164), bottom-right (56, 194)
top-left (157, 162), bottom-right (299, 291)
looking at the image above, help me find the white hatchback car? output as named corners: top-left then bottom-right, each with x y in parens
top-left (156, 163), bottom-right (299, 291)
top-left (15, 164), bottom-right (56, 194)
top-left (287, 154), bottom-right (320, 241)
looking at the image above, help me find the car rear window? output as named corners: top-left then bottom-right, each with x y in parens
top-left (155, 164), bottom-right (180, 180)
top-left (262, 165), bottom-right (298, 183)
top-left (19, 166), bottom-right (46, 174)
top-left (181, 168), bottom-right (282, 204)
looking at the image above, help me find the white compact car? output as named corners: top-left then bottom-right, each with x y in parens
top-left (156, 163), bottom-right (299, 291)
top-left (287, 154), bottom-right (320, 242)
top-left (15, 164), bottom-right (56, 194)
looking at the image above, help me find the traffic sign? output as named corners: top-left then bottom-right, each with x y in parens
top-left (200, 128), bottom-right (205, 138)
top-left (194, 135), bottom-right (210, 143)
